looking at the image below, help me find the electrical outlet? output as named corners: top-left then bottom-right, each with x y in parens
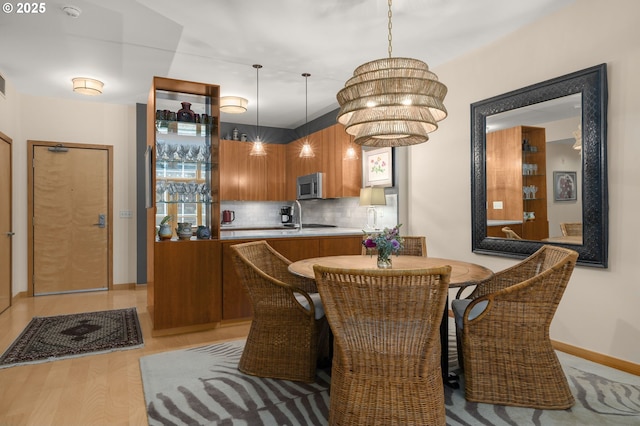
top-left (492, 201), bottom-right (503, 210)
top-left (119, 210), bottom-right (133, 218)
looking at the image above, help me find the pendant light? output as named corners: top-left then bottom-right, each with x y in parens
top-left (299, 73), bottom-right (315, 158)
top-left (336, 0), bottom-right (448, 147)
top-left (250, 64), bottom-right (266, 156)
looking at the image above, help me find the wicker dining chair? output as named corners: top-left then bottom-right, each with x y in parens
top-left (451, 245), bottom-right (579, 409)
top-left (361, 235), bottom-right (427, 256)
top-left (501, 226), bottom-right (523, 239)
top-left (560, 222), bottom-right (582, 236)
top-left (230, 240), bottom-right (327, 383)
top-left (314, 265), bottom-right (451, 426)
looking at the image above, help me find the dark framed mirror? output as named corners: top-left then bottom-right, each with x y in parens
top-left (471, 64), bottom-right (608, 267)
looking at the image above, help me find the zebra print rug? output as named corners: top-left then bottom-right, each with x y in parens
top-left (140, 339), bottom-right (640, 425)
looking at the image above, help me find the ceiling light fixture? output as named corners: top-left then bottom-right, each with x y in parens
top-left (72, 77), bottom-right (103, 95)
top-left (336, 0), bottom-right (448, 147)
top-left (249, 64), bottom-right (266, 156)
top-left (220, 96), bottom-right (248, 114)
top-left (299, 73), bottom-right (315, 158)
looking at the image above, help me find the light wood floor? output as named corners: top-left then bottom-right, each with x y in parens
top-left (0, 286), bottom-right (251, 426)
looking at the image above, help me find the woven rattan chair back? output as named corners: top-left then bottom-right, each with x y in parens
top-left (361, 235), bottom-right (427, 256)
top-left (314, 265), bottom-right (451, 426)
top-left (230, 240), bottom-right (325, 382)
top-left (501, 226), bottom-right (523, 239)
top-left (458, 245), bottom-right (579, 409)
top-left (560, 222), bottom-right (582, 236)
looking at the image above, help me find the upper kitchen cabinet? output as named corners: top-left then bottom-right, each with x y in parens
top-left (220, 140), bottom-right (286, 201)
top-left (285, 123), bottom-right (362, 200)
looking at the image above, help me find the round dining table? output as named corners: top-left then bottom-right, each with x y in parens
top-left (288, 255), bottom-right (494, 388)
top-left (289, 255), bottom-right (493, 288)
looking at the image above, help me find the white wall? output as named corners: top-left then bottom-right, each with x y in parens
top-left (407, 0), bottom-right (640, 364)
top-left (0, 88), bottom-right (138, 293)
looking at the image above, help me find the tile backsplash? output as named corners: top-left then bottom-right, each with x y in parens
top-left (221, 195), bottom-right (398, 230)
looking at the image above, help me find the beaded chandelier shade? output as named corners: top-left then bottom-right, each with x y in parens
top-left (336, 1), bottom-right (447, 147)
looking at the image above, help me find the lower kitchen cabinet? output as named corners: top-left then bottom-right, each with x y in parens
top-left (150, 239), bottom-right (222, 334)
top-left (221, 235), bottom-right (362, 322)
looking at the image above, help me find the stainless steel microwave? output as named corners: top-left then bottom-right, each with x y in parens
top-left (296, 172), bottom-right (324, 200)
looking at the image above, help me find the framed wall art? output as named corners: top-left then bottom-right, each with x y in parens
top-left (553, 171), bottom-right (577, 201)
top-left (363, 147), bottom-right (393, 187)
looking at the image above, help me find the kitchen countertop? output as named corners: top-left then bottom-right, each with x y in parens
top-left (220, 227), bottom-right (363, 240)
top-left (487, 220), bottom-right (523, 226)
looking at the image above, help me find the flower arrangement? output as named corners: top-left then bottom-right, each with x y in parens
top-left (362, 224), bottom-right (404, 268)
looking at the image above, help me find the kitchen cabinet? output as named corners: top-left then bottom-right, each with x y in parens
top-left (285, 123), bottom-right (362, 200)
top-left (220, 235), bottom-right (362, 322)
top-left (486, 125), bottom-right (548, 240)
top-left (146, 76), bottom-right (222, 334)
top-left (220, 140), bottom-right (286, 201)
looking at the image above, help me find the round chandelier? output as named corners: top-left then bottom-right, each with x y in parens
top-left (336, 0), bottom-right (447, 147)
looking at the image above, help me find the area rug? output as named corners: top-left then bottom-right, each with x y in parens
top-left (140, 333), bottom-right (640, 425)
top-left (0, 307), bottom-right (143, 369)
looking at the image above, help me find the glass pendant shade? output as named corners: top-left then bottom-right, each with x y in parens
top-left (250, 139), bottom-right (266, 156)
top-left (337, 57), bottom-right (447, 147)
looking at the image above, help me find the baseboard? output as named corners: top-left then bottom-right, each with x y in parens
top-left (112, 282), bottom-right (137, 290)
top-left (12, 291), bottom-right (28, 302)
top-left (552, 340), bottom-right (640, 376)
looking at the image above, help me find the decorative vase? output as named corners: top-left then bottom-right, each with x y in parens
top-left (177, 102), bottom-right (195, 122)
top-left (158, 224), bottom-right (172, 240)
top-left (176, 222), bottom-right (192, 240)
top-left (377, 253), bottom-right (392, 269)
top-left (196, 225), bottom-right (211, 239)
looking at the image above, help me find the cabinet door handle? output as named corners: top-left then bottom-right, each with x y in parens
top-left (6, 232), bottom-right (15, 237)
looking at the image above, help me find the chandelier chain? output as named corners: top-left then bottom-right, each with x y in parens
top-left (387, 0), bottom-right (393, 58)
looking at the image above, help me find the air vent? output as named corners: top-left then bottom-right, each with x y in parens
top-left (0, 73), bottom-right (5, 97)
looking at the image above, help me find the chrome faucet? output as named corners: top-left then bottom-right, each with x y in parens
top-left (294, 199), bottom-right (302, 231)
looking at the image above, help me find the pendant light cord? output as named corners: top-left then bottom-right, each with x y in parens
top-left (388, 0), bottom-right (393, 58)
top-left (253, 64), bottom-right (262, 139)
top-left (303, 73), bottom-right (310, 138)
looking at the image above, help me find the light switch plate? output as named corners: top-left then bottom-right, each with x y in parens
top-left (119, 210), bottom-right (133, 218)
top-left (492, 201), bottom-right (503, 210)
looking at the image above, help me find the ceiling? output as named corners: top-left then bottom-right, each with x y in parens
top-left (0, 0), bottom-right (574, 129)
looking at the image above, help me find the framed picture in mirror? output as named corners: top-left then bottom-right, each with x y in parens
top-left (553, 171), bottom-right (577, 201)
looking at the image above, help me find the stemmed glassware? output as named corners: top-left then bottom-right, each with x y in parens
top-left (155, 180), bottom-right (166, 202)
top-left (164, 144), bottom-right (177, 162)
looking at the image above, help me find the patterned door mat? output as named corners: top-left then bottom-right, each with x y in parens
top-left (0, 307), bottom-right (143, 368)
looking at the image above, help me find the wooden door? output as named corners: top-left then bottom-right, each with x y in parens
top-left (30, 142), bottom-right (112, 295)
top-left (0, 132), bottom-right (11, 313)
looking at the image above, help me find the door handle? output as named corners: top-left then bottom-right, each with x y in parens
top-left (6, 232), bottom-right (15, 237)
top-left (93, 214), bottom-right (106, 228)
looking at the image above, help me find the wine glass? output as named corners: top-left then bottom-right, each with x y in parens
top-left (164, 144), bottom-right (177, 162)
top-left (155, 180), bottom-right (166, 202)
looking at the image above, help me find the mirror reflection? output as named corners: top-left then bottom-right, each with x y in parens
top-left (485, 94), bottom-right (583, 245)
top-left (471, 64), bottom-right (608, 268)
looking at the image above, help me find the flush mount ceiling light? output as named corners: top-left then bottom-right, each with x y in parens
top-left (336, 0), bottom-right (448, 147)
top-left (249, 64), bottom-right (266, 156)
top-left (220, 96), bottom-right (248, 114)
top-left (299, 73), bottom-right (315, 158)
top-left (72, 77), bottom-right (103, 95)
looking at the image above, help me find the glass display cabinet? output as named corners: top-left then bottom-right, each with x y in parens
top-left (146, 77), bottom-right (222, 334)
